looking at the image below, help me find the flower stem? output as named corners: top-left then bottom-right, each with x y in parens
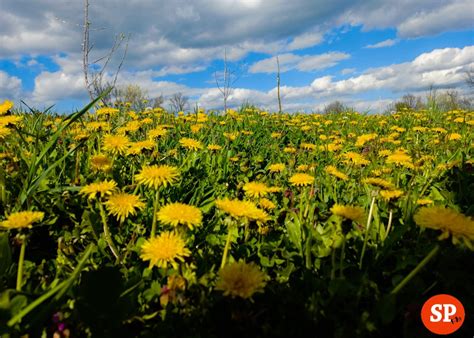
top-left (220, 226), bottom-right (233, 269)
top-left (98, 202), bottom-right (120, 262)
top-left (16, 236), bottom-right (27, 292)
top-left (384, 209), bottom-right (393, 241)
top-left (151, 189), bottom-right (160, 237)
top-left (391, 244), bottom-right (440, 295)
top-left (359, 196), bottom-right (376, 269)
top-left (339, 237), bottom-right (346, 278)
top-left (330, 248), bottom-right (336, 280)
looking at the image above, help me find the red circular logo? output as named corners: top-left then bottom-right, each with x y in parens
top-left (421, 294), bottom-right (465, 335)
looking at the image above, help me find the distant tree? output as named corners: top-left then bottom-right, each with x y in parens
top-left (276, 56), bottom-right (282, 113)
top-left (82, 0), bottom-right (129, 102)
top-left (391, 93), bottom-right (425, 111)
top-left (169, 92), bottom-right (189, 112)
top-left (150, 94), bottom-right (164, 109)
top-left (323, 101), bottom-right (347, 114)
top-left (215, 49), bottom-right (240, 113)
top-left (466, 68), bottom-right (474, 88)
top-left (437, 90), bottom-right (472, 111)
top-left (113, 84), bottom-right (149, 111)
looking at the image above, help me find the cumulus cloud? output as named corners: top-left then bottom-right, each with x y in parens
top-left (198, 46), bottom-right (474, 110)
top-left (344, 0), bottom-right (474, 38)
top-left (365, 39), bottom-right (397, 49)
top-left (249, 52), bottom-right (350, 73)
top-left (307, 46), bottom-right (474, 97)
top-left (341, 68), bottom-right (356, 75)
top-left (2, 1), bottom-right (473, 111)
top-left (1, 0), bottom-right (472, 68)
top-left (0, 71), bottom-right (22, 99)
top-left (396, 0), bottom-right (474, 38)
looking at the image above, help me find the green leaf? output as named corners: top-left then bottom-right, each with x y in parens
top-left (285, 212), bottom-right (302, 254)
top-left (0, 233), bottom-right (12, 277)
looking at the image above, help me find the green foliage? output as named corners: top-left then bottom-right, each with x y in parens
top-left (0, 100), bottom-right (472, 337)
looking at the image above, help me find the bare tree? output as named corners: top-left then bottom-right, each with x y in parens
top-left (466, 68), bottom-right (474, 88)
top-left (113, 84), bottom-right (150, 111)
top-left (323, 101), bottom-right (347, 114)
top-left (151, 94), bottom-right (164, 109)
top-left (82, 0), bottom-right (129, 102)
top-left (169, 92), bottom-right (189, 112)
top-left (276, 56), bottom-right (282, 113)
top-left (215, 49), bottom-right (239, 113)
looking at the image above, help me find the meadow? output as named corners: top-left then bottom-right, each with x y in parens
top-left (0, 98), bottom-right (473, 337)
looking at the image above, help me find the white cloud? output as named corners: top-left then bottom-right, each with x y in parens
top-left (249, 52), bottom-right (350, 73)
top-left (365, 39), bottom-right (397, 49)
top-left (341, 68), bottom-right (356, 75)
top-left (32, 70), bottom-right (87, 105)
top-left (287, 31), bottom-right (324, 50)
top-left (1, 0), bottom-right (472, 70)
top-left (308, 46), bottom-right (474, 97)
top-left (26, 45), bottom-right (474, 111)
top-left (197, 46), bottom-right (474, 111)
top-left (397, 0), bottom-right (474, 38)
top-left (0, 71), bottom-right (22, 99)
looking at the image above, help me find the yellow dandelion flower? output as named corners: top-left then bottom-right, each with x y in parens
top-left (207, 144), bottom-right (222, 151)
top-left (271, 132), bottom-right (282, 138)
top-left (267, 186), bottom-right (283, 193)
top-left (105, 193), bottom-right (145, 222)
top-left (216, 261), bottom-right (267, 299)
top-left (0, 127), bottom-right (12, 139)
top-left (283, 146), bottom-right (297, 154)
top-left (0, 100), bottom-right (14, 115)
top-left (80, 180), bottom-right (117, 200)
top-left (414, 206), bottom-right (474, 246)
top-left (140, 231), bottom-right (191, 269)
top-left (319, 143), bottom-right (343, 152)
top-left (378, 149), bottom-right (392, 157)
top-left (148, 127), bottom-right (168, 139)
top-left (0, 211), bottom-right (44, 229)
top-left (342, 152), bottom-right (370, 166)
top-left (386, 152), bottom-right (414, 169)
top-left (95, 107), bottom-right (119, 116)
top-left (127, 140), bottom-right (155, 155)
top-left (0, 115), bottom-right (22, 127)
top-left (243, 182), bottom-right (269, 198)
top-left (447, 133), bottom-right (461, 141)
top-left (289, 173), bottom-right (314, 186)
top-left (85, 121), bottom-right (110, 132)
top-left (355, 133), bottom-right (377, 147)
top-left (223, 132), bottom-right (239, 141)
top-left (325, 165), bottom-right (349, 181)
top-left (259, 198), bottom-right (276, 210)
top-left (179, 137), bottom-right (203, 150)
top-left (330, 204), bottom-right (365, 223)
top-left (379, 189), bottom-right (403, 201)
top-left (431, 127), bottom-right (447, 133)
top-left (90, 154), bottom-right (112, 172)
top-left (417, 199), bottom-right (434, 205)
top-left (157, 202), bottom-right (202, 230)
top-left (135, 165), bottom-right (180, 189)
top-left (362, 177), bottom-right (396, 190)
top-left (300, 142), bottom-right (316, 150)
top-left (102, 134), bottom-right (130, 155)
top-left (268, 163), bottom-right (285, 173)
top-left (297, 164), bottom-right (309, 172)
top-left (245, 207), bottom-right (270, 223)
top-left (216, 198), bottom-right (269, 223)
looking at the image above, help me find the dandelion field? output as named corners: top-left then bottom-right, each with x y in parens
top-left (0, 98), bottom-right (473, 337)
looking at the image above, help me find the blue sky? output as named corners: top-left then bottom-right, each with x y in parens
top-left (1, 0), bottom-right (473, 112)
